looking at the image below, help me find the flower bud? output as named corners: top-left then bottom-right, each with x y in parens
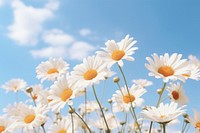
top-left (113, 76), bottom-right (120, 83)
top-left (26, 87), bottom-right (33, 93)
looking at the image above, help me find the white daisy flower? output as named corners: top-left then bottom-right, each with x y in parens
top-left (1, 78), bottom-right (27, 93)
top-left (78, 101), bottom-right (99, 115)
top-left (25, 84), bottom-right (43, 102)
top-left (140, 102), bottom-right (186, 124)
top-left (112, 84), bottom-right (146, 112)
top-left (48, 76), bottom-right (79, 113)
top-left (187, 110), bottom-right (200, 133)
top-left (93, 113), bottom-right (120, 130)
top-left (167, 82), bottom-right (189, 105)
top-left (96, 34), bottom-right (138, 67)
top-left (48, 117), bottom-right (72, 133)
top-left (36, 58), bottom-right (69, 82)
top-left (145, 53), bottom-right (190, 82)
top-left (4, 103), bottom-right (48, 131)
top-left (70, 56), bottom-right (108, 88)
top-left (37, 89), bottom-right (52, 105)
top-left (132, 79), bottom-right (153, 88)
top-left (0, 115), bottom-right (16, 133)
top-left (188, 55), bottom-right (200, 68)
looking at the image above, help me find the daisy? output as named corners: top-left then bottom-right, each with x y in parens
top-left (0, 115), bottom-right (16, 133)
top-left (4, 103), bottom-right (48, 131)
top-left (167, 82), bottom-right (188, 105)
top-left (70, 56), bottom-right (108, 88)
top-left (48, 76), bottom-right (79, 113)
top-left (132, 79), bottom-right (153, 88)
top-left (145, 53), bottom-right (190, 82)
top-left (1, 78), bottom-right (27, 93)
top-left (112, 84), bottom-right (146, 112)
top-left (25, 84), bottom-right (43, 102)
top-left (96, 34), bottom-right (138, 67)
top-left (48, 117), bottom-right (72, 133)
top-left (37, 89), bottom-right (52, 105)
top-left (187, 110), bottom-right (200, 133)
top-left (36, 57), bottom-right (69, 82)
top-left (93, 113), bottom-right (120, 130)
top-left (140, 102), bottom-right (186, 124)
top-left (78, 101), bottom-right (99, 115)
top-left (183, 56), bottom-right (200, 81)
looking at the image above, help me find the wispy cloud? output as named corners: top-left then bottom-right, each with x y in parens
top-left (79, 28), bottom-right (92, 36)
top-left (7, 0), bottom-right (59, 46)
top-left (0, 0), bottom-right (4, 6)
top-left (69, 41), bottom-right (96, 60)
top-left (30, 46), bottom-right (67, 58)
top-left (42, 29), bottom-right (75, 46)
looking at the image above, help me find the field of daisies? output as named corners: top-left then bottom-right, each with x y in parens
top-left (1, 35), bottom-right (200, 133)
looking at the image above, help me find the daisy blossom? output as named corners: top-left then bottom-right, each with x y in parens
top-left (187, 110), bottom-right (200, 133)
top-left (93, 113), bottom-right (120, 130)
top-left (140, 102), bottom-right (186, 124)
top-left (48, 117), bottom-right (73, 133)
top-left (96, 35), bottom-right (138, 67)
top-left (25, 84), bottom-right (43, 102)
top-left (1, 78), bottom-right (27, 93)
top-left (145, 53), bottom-right (189, 82)
top-left (132, 79), bottom-right (153, 88)
top-left (78, 101), bottom-right (99, 115)
top-left (70, 56), bottom-right (108, 88)
top-left (36, 89), bottom-right (52, 105)
top-left (167, 82), bottom-right (188, 105)
top-left (48, 76), bottom-right (79, 112)
top-left (112, 84), bottom-right (146, 112)
top-left (4, 103), bottom-right (48, 131)
top-left (36, 57), bottom-right (69, 82)
top-left (0, 115), bottom-right (16, 133)
top-left (188, 55), bottom-right (200, 68)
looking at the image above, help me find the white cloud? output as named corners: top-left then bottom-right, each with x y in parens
top-left (31, 46), bottom-right (67, 58)
top-left (69, 41), bottom-right (96, 60)
top-left (79, 28), bottom-right (92, 36)
top-left (8, 0), bottom-right (58, 46)
top-left (42, 29), bottom-right (75, 46)
top-left (0, 0), bottom-right (4, 6)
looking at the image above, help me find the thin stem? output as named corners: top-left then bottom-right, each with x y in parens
top-left (117, 64), bottom-right (142, 133)
top-left (156, 83), bottom-right (167, 108)
top-left (69, 105), bottom-right (92, 133)
top-left (71, 113), bottom-right (74, 133)
top-left (116, 82), bottom-right (124, 96)
top-left (84, 88), bottom-right (88, 122)
top-left (16, 91), bottom-right (18, 102)
top-left (162, 123), bottom-right (166, 133)
top-left (182, 122), bottom-right (188, 133)
top-left (149, 83), bottom-right (167, 133)
top-left (30, 92), bottom-right (37, 107)
top-left (110, 103), bottom-right (120, 132)
top-left (92, 85), bottom-right (110, 133)
top-left (41, 124), bottom-right (46, 133)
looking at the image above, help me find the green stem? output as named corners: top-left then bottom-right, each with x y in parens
top-left (69, 105), bottom-right (92, 133)
top-left (71, 113), bottom-right (74, 133)
top-left (30, 92), bottom-right (37, 107)
top-left (117, 64), bottom-right (142, 133)
top-left (149, 83), bottom-right (167, 133)
top-left (101, 80), bottom-right (107, 104)
top-left (92, 85), bottom-right (110, 133)
top-left (41, 124), bottom-right (46, 133)
top-left (156, 83), bottom-right (167, 107)
top-left (163, 123), bottom-right (166, 133)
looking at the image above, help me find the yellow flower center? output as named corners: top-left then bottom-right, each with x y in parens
top-left (123, 94), bottom-right (135, 104)
top-left (0, 126), bottom-right (5, 133)
top-left (111, 50), bottom-right (125, 61)
top-left (182, 73), bottom-right (190, 77)
top-left (48, 68), bottom-right (59, 74)
top-left (160, 115), bottom-right (165, 118)
top-left (47, 99), bottom-right (53, 103)
top-left (58, 129), bottom-right (66, 133)
top-left (171, 91), bottom-right (179, 100)
top-left (158, 66), bottom-right (174, 77)
top-left (83, 69), bottom-right (97, 80)
top-left (196, 122), bottom-right (200, 128)
top-left (33, 94), bottom-right (38, 100)
top-left (61, 89), bottom-right (73, 101)
top-left (24, 114), bottom-right (36, 124)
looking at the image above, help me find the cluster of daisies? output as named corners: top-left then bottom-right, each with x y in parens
top-left (1, 35), bottom-right (200, 133)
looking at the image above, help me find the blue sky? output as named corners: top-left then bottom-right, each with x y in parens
top-left (0, 0), bottom-right (200, 132)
